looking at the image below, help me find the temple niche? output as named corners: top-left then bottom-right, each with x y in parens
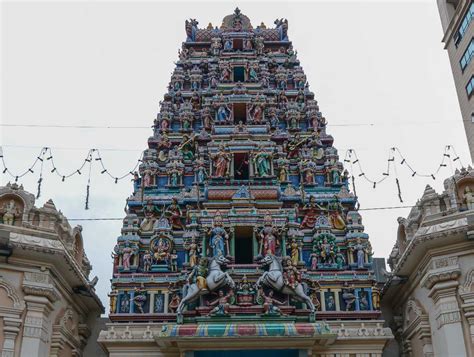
top-left (98, 8), bottom-right (392, 356)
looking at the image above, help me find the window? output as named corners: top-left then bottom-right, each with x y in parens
top-left (460, 38), bottom-right (474, 70)
top-left (455, 2), bottom-right (474, 46)
top-left (467, 75), bottom-right (474, 98)
top-left (233, 39), bottom-right (243, 50)
top-left (233, 103), bottom-right (247, 123)
top-left (234, 226), bottom-right (254, 264)
top-left (233, 66), bottom-right (245, 82)
top-left (233, 153), bottom-right (249, 180)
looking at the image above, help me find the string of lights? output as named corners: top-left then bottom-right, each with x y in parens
top-left (0, 144), bottom-right (468, 208)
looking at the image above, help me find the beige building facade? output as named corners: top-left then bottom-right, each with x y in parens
top-left (383, 167), bottom-right (474, 356)
top-left (0, 182), bottom-right (103, 357)
top-left (437, 0), bottom-right (474, 161)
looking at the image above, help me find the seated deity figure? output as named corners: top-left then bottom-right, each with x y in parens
top-left (178, 134), bottom-right (196, 161)
top-left (211, 144), bottom-right (230, 178)
top-left (300, 196), bottom-right (324, 229)
top-left (259, 212), bottom-right (280, 256)
top-left (209, 212), bottom-right (229, 257)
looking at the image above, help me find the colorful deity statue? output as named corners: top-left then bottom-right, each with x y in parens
top-left (187, 257), bottom-right (208, 290)
top-left (152, 236), bottom-right (172, 264)
top-left (118, 241), bottom-right (138, 271)
top-left (190, 90), bottom-right (201, 110)
top-left (219, 62), bottom-right (231, 81)
top-left (288, 238), bottom-right (300, 265)
top-left (211, 36), bottom-right (222, 56)
top-left (208, 290), bottom-right (234, 316)
top-left (246, 62), bottom-right (259, 81)
top-left (283, 257), bottom-right (300, 289)
top-left (165, 198), bottom-right (184, 230)
top-left (194, 158), bottom-right (208, 184)
top-left (143, 251), bottom-right (152, 272)
top-left (209, 212), bottom-right (229, 257)
top-left (259, 212), bottom-right (280, 256)
top-left (211, 144), bottom-right (230, 178)
top-left (185, 237), bottom-right (199, 267)
top-left (285, 134), bottom-right (306, 159)
top-left (140, 201), bottom-right (160, 232)
top-left (465, 186), bottom-right (474, 210)
top-left (201, 106), bottom-right (214, 130)
top-left (300, 196), bottom-right (324, 229)
top-left (260, 289), bottom-right (284, 315)
top-left (253, 145), bottom-right (272, 177)
top-left (178, 134), bottom-right (196, 161)
top-left (277, 158), bottom-right (289, 182)
top-left (243, 38), bottom-right (253, 51)
top-left (167, 160), bottom-right (183, 187)
top-left (352, 238), bottom-right (366, 269)
top-left (328, 197), bottom-right (346, 230)
top-left (133, 288), bottom-right (147, 314)
top-left (309, 246), bottom-right (318, 271)
top-left (248, 102), bottom-right (264, 123)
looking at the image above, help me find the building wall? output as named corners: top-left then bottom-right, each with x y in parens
top-left (0, 183), bottom-right (104, 357)
top-left (437, 0), bottom-right (474, 161)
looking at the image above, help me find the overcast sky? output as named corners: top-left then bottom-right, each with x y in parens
top-left (1, 0), bottom-right (470, 313)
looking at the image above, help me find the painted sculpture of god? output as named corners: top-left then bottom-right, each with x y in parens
top-left (0, 198), bottom-right (22, 226)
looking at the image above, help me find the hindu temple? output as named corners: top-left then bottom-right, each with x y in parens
top-left (98, 9), bottom-right (392, 356)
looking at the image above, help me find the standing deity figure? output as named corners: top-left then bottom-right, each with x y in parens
top-left (142, 168), bottom-right (155, 188)
top-left (243, 38), bottom-right (253, 51)
top-left (259, 212), bottom-right (280, 256)
top-left (353, 238), bottom-right (366, 269)
top-left (277, 159), bottom-right (289, 182)
top-left (224, 39), bottom-right (232, 51)
top-left (248, 102), bottom-right (264, 123)
top-left (168, 160), bottom-right (183, 187)
top-left (253, 146), bottom-right (272, 177)
top-left (211, 36), bottom-right (222, 56)
top-left (318, 237), bottom-right (335, 264)
top-left (267, 107), bottom-right (279, 129)
top-left (190, 91), bottom-right (201, 111)
top-left (372, 282), bottom-right (381, 310)
top-left (201, 107), bottom-right (214, 130)
top-left (465, 186), bottom-right (474, 210)
top-left (288, 238), bottom-right (300, 265)
top-left (209, 212), bottom-right (229, 257)
top-left (254, 36), bottom-right (264, 55)
top-left (120, 242), bottom-right (136, 271)
top-left (220, 62), bottom-right (231, 81)
top-left (133, 288), bottom-right (147, 314)
top-left (194, 159), bottom-right (208, 184)
top-left (300, 196), bottom-right (324, 229)
top-left (283, 257), bottom-right (300, 289)
top-left (246, 62), bottom-right (259, 82)
top-left (309, 246), bottom-right (318, 270)
top-left (140, 201), bottom-right (160, 232)
top-left (165, 198), bottom-right (184, 230)
top-left (120, 292), bottom-right (130, 313)
top-left (300, 160), bottom-right (316, 185)
top-left (185, 237), bottom-right (199, 267)
top-left (143, 252), bottom-right (152, 272)
top-left (1, 200), bottom-right (20, 226)
top-left (216, 103), bottom-right (231, 123)
top-left (211, 144), bottom-right (230, 178)
top-left (329, 198), bottom-right (346, 230)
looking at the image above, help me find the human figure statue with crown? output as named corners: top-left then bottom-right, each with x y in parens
top-left (259, 211), bottom-right (280, 256)
top-left (209, 212), bottom-right (229, 257)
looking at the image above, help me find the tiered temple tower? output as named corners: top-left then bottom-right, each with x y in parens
top-left (99, 9), bottom-right (392, 356)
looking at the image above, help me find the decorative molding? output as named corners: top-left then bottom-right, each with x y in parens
top-left (0, 276), bottom-right (25, 311)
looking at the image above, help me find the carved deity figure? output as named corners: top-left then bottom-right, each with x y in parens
top-left (285, 134), bottom-right (306, 159)
top-left (209, 213), bottom-right (229, 257)
top-left (143, 252), bottom-right (152, 272)
top-left (283, 257), bottom-right (300, 289)
top-left (165, 198), bottom-right (184, 230)
top-left (194, 159), bottom-right (207, 184)
top-left (208, 290), bottom-right (234, 315)
top-left (133, 288), bottom-right (147, 314)
top-left (253, 146), bottom-right (272, 177)
top-left (288, 239), bottom-right (300, 265)
top-left (216, 103), bottom-right (231, 123)
top-left (300, 196), bottom-right (324, 229)
top-left (1, 199), bottom-right (20, 226)
top-left (178, 134), bottom-right (196, 161)
top-left (465, 186), bottom-right (474, 210)
top-left (211, 144), bottom-right (230, 178)
top-left (187, 257), bottom-right (208, 290)
top-left (353, 238), bottom-right (366, 269)
top-left (259, 212), bottom-right (279, 256)
top-left (329, 198), bottom-right (346, 230)
top-left (261, 290), bottom-right (284, 315)
top-left (120, 242), bottom-right (136, 271)
top-left (185, 237), bottom-right (199, 267)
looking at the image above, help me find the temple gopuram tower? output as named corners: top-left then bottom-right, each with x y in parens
top-left (98, 9), bottom-right (393, 356)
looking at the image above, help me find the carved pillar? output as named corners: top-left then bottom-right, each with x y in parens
top-left (459, 271), bottom-right (474, 344)
top-left (20, 271), bottom-right (58, 357)
top-left (2, 317), bottom-right (22, 357)
top-left (331, 288), bottom-right (341, 311)
top-left (319, 289), bottom-right (326, 311)
top-left (164, 291), bottom-right (170, 314)
top-left (421, 256), bottom-right (465, 357)
top-left (149, 292), bottom-right (156, 314)
top-left (230, 227), bottom-right (235, 257)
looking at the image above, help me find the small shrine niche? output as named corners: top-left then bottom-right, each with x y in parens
top-left (233, 38), bottom-right (243, 50)
top-left (234, 226), bottom-right (254, 264)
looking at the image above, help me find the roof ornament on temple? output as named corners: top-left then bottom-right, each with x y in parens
top-left (185, 8), bottom-right (289, 42)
